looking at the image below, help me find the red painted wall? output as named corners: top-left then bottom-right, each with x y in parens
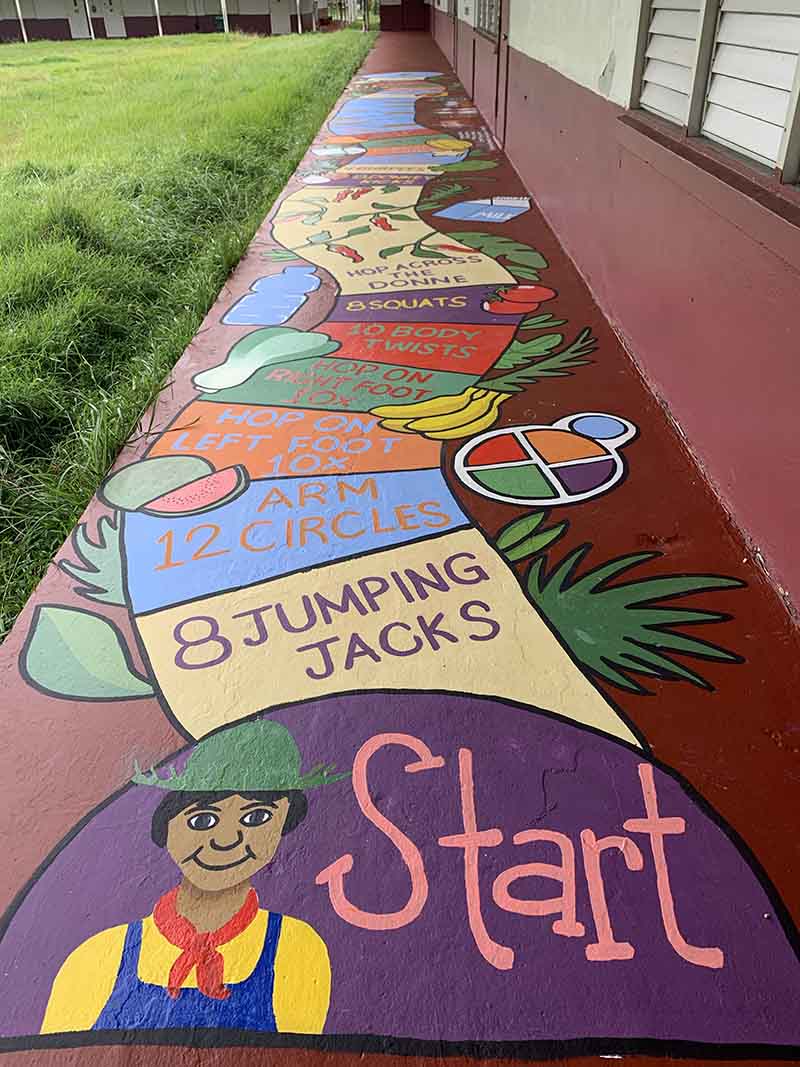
top-left (472, 28), bottom-right (495, 125)
top-left (123, 15), bottom-right (158, 36)
top-left (455, 18), bottom-right (474, 98)
top-left (0, 15), bottom-right (71, 39)
top-left (430, 5), bottom-right (453, 66)
top-left (230, 12), bottom-right (270, 33)
top-left (500, 48), bottom-right (800, 608)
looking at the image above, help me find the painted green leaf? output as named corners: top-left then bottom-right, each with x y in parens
top-left (496, 512), bottom-right (567, 562)
top-left (496, 511), bottom-right (546, 551)
top-left (60, 515), bottom-right (125, 605)
top-left (22, 606), bottom-right (154, 701)
top-left (439, 160), bottom-right (498, 172)
top-left (504, 523), bottom-right (568, 562)
top-left (520, 314), bottom-right (568, 330)
top-left (494, 334), bottom-right (564, 371)
top-left (412, 246), bottom-right (447, 258)
top-left (526, 547), bottom-right (744, 694)
top-left (343, 225), bottom-right (372, 238)
top-left (448, 232), bottom-right (549, 279)
top-left (509, 266), bottom-right (540, 281)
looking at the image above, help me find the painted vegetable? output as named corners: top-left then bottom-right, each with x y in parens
top-left (329, 244), bottom-right (363, 263)
top-left (142, 465), bottom-right (249, 517)
top-left (192, 327), bottom-right (341, 393)
top-left (482, 284), bottom-right (558, 315)
top-left (99, 456), bottom-right (214, 513)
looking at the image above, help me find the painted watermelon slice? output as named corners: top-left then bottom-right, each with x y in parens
top-left (140, 465), bottom-right (249, 517)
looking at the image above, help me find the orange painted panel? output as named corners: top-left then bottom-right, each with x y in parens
top-left (148, 400), bottom-right (442, 479)
top-left (524, 429), bottom-right (607, 463)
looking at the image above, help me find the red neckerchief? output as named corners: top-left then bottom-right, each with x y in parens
top-left (153, 886), bottom-right (259, 1000)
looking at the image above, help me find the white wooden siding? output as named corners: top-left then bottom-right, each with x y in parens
top-left (701, 2), bottom-right (800, 167)
top-left (641, 2), bottom-right (701, 124)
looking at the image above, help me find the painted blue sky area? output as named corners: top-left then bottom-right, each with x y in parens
top-left (222, 267), bottom-right (320, 327)
top-left (124, 469), bottom-right (469, 615)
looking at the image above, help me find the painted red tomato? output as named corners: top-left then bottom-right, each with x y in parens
top-left (482, 299), bottom-right (541, 315)
top-left (501, 284), bottom-right (557, 304)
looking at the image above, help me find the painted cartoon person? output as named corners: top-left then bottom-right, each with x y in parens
top-left (40, 720), bottom-right (347, 1035)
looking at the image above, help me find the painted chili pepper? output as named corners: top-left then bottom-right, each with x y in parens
top-left (329, 244), bottom-right (364, 263)
top-left (372, 215), bottom-right (397, 232)
top-left (351, 187), bottom-right (373, 199)
top-left (335, 190), bottom-right (351, 202)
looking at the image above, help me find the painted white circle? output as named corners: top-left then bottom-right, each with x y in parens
top-left (453, 412), bottom-right (636, 507)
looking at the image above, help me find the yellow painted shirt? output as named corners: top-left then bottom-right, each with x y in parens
top-left (41, 909), bottom-right (331, 1035)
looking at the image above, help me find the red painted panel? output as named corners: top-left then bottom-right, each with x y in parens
top-left (379, 5), bottom-right (403, 31)
top-left (504, 46), bottom-right (800, 605)
top-left (455, 19), bottom-right (474, 97)
top-left (90, 16), bottom-right (106, 36)
top-left (229, 12), bottom-right (270, 34)
top-left (431, 6), bottom-right (454, 66)
top-left (0, 17), bottom-right (22, 40)
top-left (123, 15), bottom-right (158, 36)
top-left (472, 30), bottom-right (496, 128)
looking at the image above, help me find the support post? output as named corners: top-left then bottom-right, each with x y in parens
top-left (13, 0), bottom-right (28, 42)
top-left (686, 0), bottom-right (721, 136)
top-left (296, 0), bottom-right (303, 31)
top-left (83, 0), bottom-right (96, 39)
top-left (152, 0), bottom-right (163, 35)
top-left (220, 0), bottom-right (229, 32)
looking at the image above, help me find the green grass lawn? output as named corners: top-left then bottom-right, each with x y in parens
top-left (0, 30), bottom-right (375, 638)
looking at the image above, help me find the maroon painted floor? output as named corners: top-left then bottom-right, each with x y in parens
top-left (0, 29), bottom-right (798, 1067)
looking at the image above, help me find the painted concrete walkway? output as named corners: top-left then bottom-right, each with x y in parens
top-left (1, 30), bottom-right (799, 1067)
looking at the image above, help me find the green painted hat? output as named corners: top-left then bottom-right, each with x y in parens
top-left (132, 720), bottom-right (348, 792)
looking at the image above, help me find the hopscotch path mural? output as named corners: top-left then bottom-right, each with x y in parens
top-left (2, 63), bottom-right (800, 1062)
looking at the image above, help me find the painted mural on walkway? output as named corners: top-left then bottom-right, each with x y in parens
top-left (2, 68), bottom-right (799, 1061)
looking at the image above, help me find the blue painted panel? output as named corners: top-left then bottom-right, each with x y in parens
top-left (124, 468), bottom-right (469, 614)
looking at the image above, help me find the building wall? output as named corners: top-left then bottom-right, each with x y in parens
top-left (426, 0), bottom-right (800, 608)
top-left (509, 0), bottom-right (639, 108)
top-left (0, 0), bottom-right (320, 37)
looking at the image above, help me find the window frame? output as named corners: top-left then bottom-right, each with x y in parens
top-left (631, 0), bottom-right (800, 184)
top-left (474, 0), bottom-right (499, 42)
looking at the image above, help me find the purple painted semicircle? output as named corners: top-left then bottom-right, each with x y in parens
top-left (0, 692), bottom-right (798, 1050)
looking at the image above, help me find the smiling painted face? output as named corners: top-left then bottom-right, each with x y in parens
top-left (165, 793), bottom-right (290, 892)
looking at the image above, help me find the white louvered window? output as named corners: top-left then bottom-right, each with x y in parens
top-left (701, 2), bottom-right (800, 167)
top-left (640, 2), bottom-right (702, 124)
top-left (634, 0), bottom-right (800, 182)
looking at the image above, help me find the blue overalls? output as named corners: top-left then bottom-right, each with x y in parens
top-left (93, 911), bottom-right (283, 1031)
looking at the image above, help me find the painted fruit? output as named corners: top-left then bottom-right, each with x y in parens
top-left (501, 285), bottom-right (557, 304)
top-left (99, 455), bottom-right (214, 513)
top-left (141, 464), bottom-right (249, 517)
top-left (483, 299), bottom-right (541, 315)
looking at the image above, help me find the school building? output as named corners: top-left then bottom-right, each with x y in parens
top-left (0, 0), bottom-right (327, 40)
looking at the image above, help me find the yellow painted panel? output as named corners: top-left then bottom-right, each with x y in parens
top-left (135, 529), bottom-right (636, 746)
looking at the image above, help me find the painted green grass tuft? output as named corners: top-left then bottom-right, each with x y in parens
top-left (0, 30), bottom-right (375, 638)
